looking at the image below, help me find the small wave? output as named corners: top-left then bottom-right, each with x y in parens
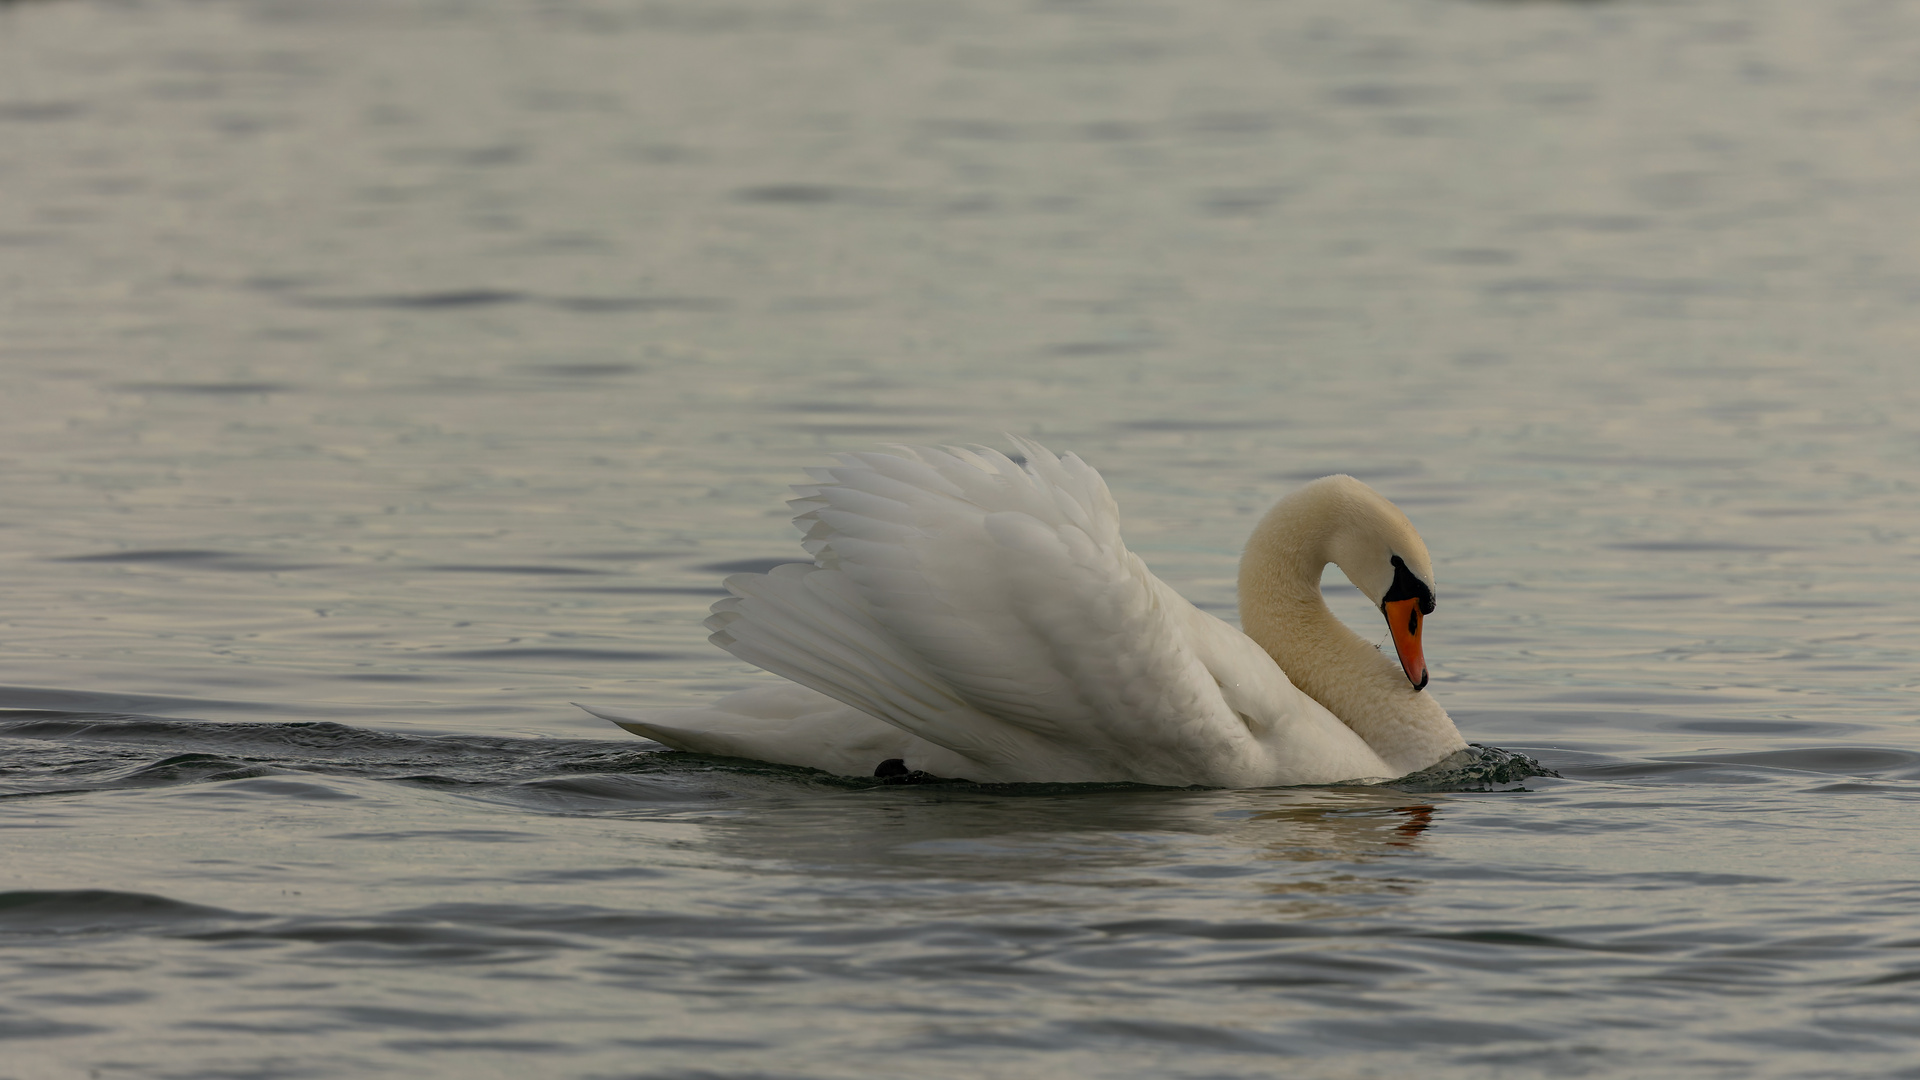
top-left (0, 890), bottom-right (248, 935)
top-left (1389, 745), bottom-right (1560, 793)
top-left (0, 712), bottom-right (737, 808)
top-left (109, 752), bottom-right (282, 786)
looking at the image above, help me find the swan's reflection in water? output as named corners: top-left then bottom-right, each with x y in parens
top-left (683, 783), bottom-right (1445, 921)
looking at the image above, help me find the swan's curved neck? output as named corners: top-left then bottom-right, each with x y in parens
top-left (1236, 481), bottom-right (1456, 775)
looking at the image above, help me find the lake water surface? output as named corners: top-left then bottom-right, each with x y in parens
top-left (5, 0), bottom-right (1920, 1076)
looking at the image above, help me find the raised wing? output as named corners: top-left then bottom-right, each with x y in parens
top-left (706, 439), bottom-right (1281, 784)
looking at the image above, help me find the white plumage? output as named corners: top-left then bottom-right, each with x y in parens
top-left (582, 438), bottom-right (1466, 787)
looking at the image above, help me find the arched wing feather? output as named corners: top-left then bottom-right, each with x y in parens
top-left (714, 439), bottom-right (1262, 780)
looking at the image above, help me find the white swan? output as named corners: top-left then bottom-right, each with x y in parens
top-left (582, 439), bottom-right (1467, 787)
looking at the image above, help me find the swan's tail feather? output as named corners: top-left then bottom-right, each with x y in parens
top-left (574, 693), bottom-right (961, 778)
top-left (574, 703), bottom-right (750, 756)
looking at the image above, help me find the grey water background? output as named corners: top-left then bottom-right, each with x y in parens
top-left (5, 0), bottom-right (1920, 1076)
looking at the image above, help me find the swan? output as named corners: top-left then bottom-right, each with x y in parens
top-left (581, 438), bottom-right (1467, 787)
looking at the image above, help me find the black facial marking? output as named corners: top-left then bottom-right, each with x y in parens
top-left (1383, 554), bottom-right (1436, 615)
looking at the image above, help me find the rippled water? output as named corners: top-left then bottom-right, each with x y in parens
top-left (6, 0), bottom-right (1920, 1075)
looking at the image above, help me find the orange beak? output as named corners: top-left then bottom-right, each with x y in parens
top-left (1383, 597), bottom-right (1428, 691)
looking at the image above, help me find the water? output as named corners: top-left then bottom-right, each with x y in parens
top-left (4, 0), bottom-right (1920, 1075)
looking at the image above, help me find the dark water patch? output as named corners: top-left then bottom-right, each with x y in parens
top-left (418, 563), bottom-right (608, 575)
top-left (243, 273), bottom-right (322, 292)
top-left (519, 362), bottom-right (644, 377)
top-left (433, 647), bottom-right (679, 662)
top-left (352, 1009), bottom-right (545, 1036)
top-left (21, 989), bottom-right (153, 1006)
top-left (0, 890), bottom-right (248, 935)
top-left (0, 101), bottom-right (89, 123)
top-left (385, 1038), bottom-right (573, 1053)
top-left (293, 290), bottom-right (724, 315)
top-left (1315, 1016), bottom-right (1542, 1051)
top-left (1061, 1016), bottom-right (1286, 1052)
top-left (0, 1016), bottom-right (108, 1040)
top-left (920, 117), bottom-right (1024, 141)
top-left (1090, 918), bottom-right (1320, 941)
top-left (1047, 340), bottom-right (1153, 357)
top-left (114, 381), bottom-right (295, 396)
top-left (59, 547), bottom-right (233, 562)
top-left (1519, 213), bottom-right (1654, 232)
top-left (735, 183), bottom-right (871, 205)
top-left (562, 585), bottom-right (728, 595)
top-left (55, 548), bottom-right (324, 571)
top-left (1328, 83), bottom-right (1442, 109)
top-left (1421, 928), bottom-right (1672, 954)
top-left (1858, 968), bottom-right (1920, 986)
top-left (696, 558), bottom-right (813, 574)
top-left (542, 296), bottom-right (726, 313)
top-left (295, 289), bottom-right (528, 309)
top-left (532, 866), bottom-right (672, 883)
top-left (615, 1036), bottom-right (773, 1051)
top-left (385, 141), bottom-right (527, 167)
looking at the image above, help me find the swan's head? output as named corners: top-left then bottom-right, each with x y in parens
top-left (1318, 477), bottom-right (1438, 691)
